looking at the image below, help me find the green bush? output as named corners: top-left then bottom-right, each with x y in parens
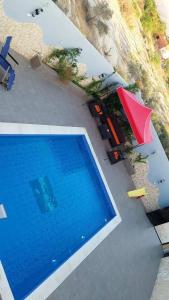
top-left (47, 48), bottom-right (82, 82)
top-left (47, 48), bottom-right (82, 65)
top-left (140, 0), bottom-right (166, 35)
top-left (125, 83), bottom-right (140, 93)
top-left (134, 153), bottom-right (148, 164)
top-left (54, 60), bottom-right (76, 81)
top-left (149, 52), bottom-right (161, 65)
top-left (83, 78), bottom-right (105, 96)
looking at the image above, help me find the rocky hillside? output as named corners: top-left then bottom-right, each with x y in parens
top-left (56, 0), bottom-right (169, 125)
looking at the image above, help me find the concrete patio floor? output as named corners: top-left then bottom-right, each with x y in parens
top-left (0, 52), bottom-right (162, 300)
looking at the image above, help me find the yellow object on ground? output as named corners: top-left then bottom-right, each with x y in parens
top-left (128, 188), bottom-right (146, 198)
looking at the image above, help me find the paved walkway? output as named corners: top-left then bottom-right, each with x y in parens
top-left (0, 51), bottom-right (162, 300)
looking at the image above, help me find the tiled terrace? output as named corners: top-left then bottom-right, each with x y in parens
top-left (0, 51), bottom-right (162, 300)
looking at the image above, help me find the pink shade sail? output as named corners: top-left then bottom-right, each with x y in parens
top-left (116, 87), bottom-right (153, 145)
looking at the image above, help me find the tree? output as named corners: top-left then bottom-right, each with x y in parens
top-left (86, 1), bottom-right (113, 22)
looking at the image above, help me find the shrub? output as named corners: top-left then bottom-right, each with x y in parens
top-left (125, 83), bottom-right (140, 93)
top-left (128, 61), bottom-right (143, 80)
top-left (145, 95), bottom-right (158, 109)
top-left (47, 48), bottom-right (82, 82)
top-left (55, 60), bottom-right (77, 81)
top-left (97, 20), bottom-right (109, 36)
top-left (47, 48), bottom-right (82, 65)
top-left (149, 52), bottom-right (161, 65)
top-left (134, 153), bottom-right (148, 164)
top-left (140, 0), bottom-right (166, 35)
top-left (83, 78), bottom-right (104, 96)
top-left (86, 1), bottom-right (113, 22)
top-left (118, 0), bottom-right (142, 27)
top-left (140, 69), bottom-right (154, 100)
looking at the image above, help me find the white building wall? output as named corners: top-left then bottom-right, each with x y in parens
top-left (151, 257), bottom-right (169, 300)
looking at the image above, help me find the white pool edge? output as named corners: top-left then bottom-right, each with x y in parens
top-left (0, 122), bottom-right (121, 300)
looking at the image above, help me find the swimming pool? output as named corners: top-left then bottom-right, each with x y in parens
top-left (0, 123), bottom-right (120, 300)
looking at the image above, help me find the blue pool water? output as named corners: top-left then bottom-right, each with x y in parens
top-left (0, 135), bottom-right (116, 299)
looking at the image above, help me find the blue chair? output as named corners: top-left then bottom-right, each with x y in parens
top-left (7, 67), bottom-right (15, 90)
top-left (0, 36), bottom-right (12, 59)
top-left (0, 36), bottom-right (16, 90)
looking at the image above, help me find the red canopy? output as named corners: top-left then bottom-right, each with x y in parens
top-left (116, 87), bottom-right (153, 145)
